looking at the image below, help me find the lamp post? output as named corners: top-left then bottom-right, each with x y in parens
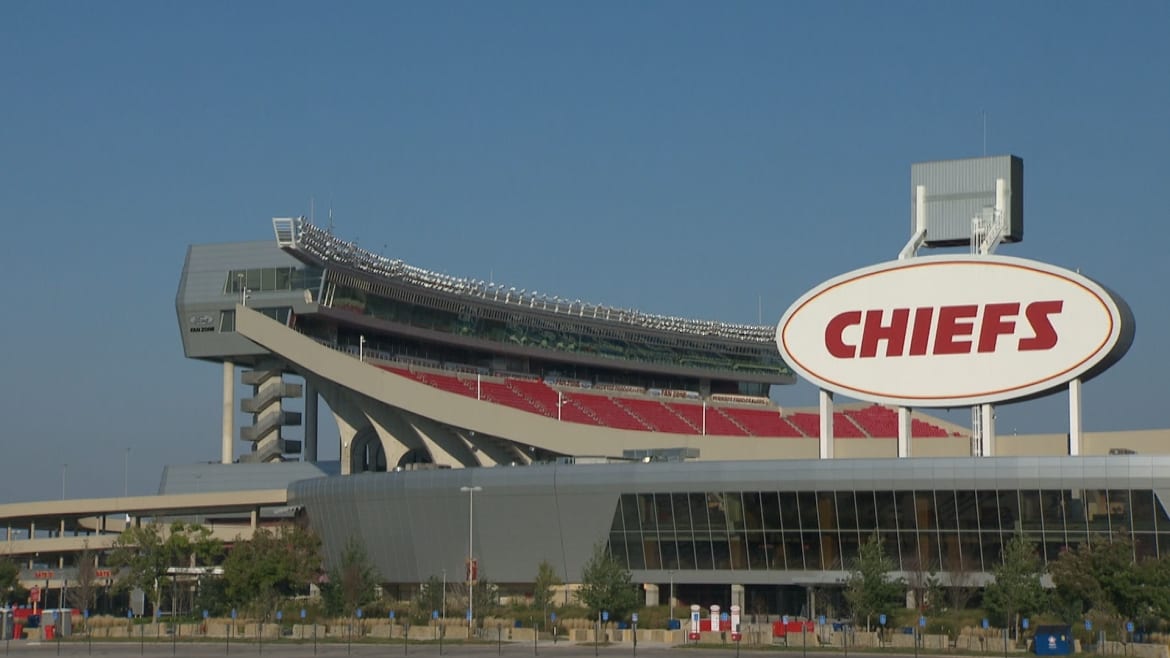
top-left (459, 485), bottom-right (483, 631)
top-left (359, 335), bottom-right (366, 362)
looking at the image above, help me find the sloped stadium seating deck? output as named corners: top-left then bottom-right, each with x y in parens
top-left (376, 363), bottom-right (956, 438)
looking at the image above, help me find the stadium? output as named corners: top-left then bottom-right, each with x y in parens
top-left (5, 157), bottom-right (1168, 620)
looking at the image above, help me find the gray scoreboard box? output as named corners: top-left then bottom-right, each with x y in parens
top-left (911, 155), bottom-right (1023, 247)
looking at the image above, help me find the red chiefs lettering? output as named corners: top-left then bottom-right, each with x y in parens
top-left (824, 300), bottom-right (1063, 358)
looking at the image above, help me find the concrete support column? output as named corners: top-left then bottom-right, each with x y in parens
top-left (807, 586), bottom-right (816, 620)
top-left (222, 361), bottom-right (235, 464)
top-left (819, 390), bottom-right (834, 459)
top-left (643, 584), bottom-right (660, 607)
top-left (1069, 378), bottom-right (1083, 456)
top-left (304, 380), bottom-right (319, 462)
top-left (250, 508), bottom-right (259, 530)
top-left (731, 584), bottom-right (745, 612)
top-left (897, 408), bottom-right (912, 457)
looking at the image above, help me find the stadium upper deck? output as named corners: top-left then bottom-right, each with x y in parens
top-left (271, 217), bottom-right (791, 393)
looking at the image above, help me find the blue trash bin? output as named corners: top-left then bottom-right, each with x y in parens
top-left (668, 619), bottom-right (681, 630)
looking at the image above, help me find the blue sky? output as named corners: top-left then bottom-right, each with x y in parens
top-left (2, 2), bottom-right (1167, 501)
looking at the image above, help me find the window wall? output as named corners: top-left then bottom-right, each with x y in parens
top-left (225, 267), bottom-right (323, 294)
top-left (609, 488), bottom-right (1170, 573)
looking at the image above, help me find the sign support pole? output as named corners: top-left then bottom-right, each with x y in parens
top-left (818, 390), bottom-right (834, 459)
top-left (1069, 378), bottom-right (1083, 455)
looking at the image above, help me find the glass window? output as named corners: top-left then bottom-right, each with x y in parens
top-left (276, 267), bottom-right (292, 290)
top-left (802, 531), bottom-right (822, 569)
top-left (219, 310), bottom-right (235, 333)
top-left (1019, 490), bottom-right (1043, 532)
top-left (706, 493), bottom-right (728, 530)
top-left (796, 492), bottom-right (818, 530)
top-left (760, 491), bottom-right (781, 532)
top-left (620, 494), bottom-right (639, 532)
top-left (981, 529), bottom-right (1003, 566)
top-left (667, 540), bottom-right (692, 570)
top-left (724, 492), bottom-right (747, 533)
top-left (956, 491), bottom-right (979, 530)
top-left (1132, 490), bottom-right (1159, 532)
top-left (625, 534), bottom-right (646, 570)
top-left (840, 531), bottom-right (861, 570)
top-left (915, 491), bottom-right (936, 530)
top-left (898, 531), bottom-right (920, 571)
top-left (959, 533), bottom-right (983, 572)
top-left (936, 491), bottom-right (958, 533)
top-left (938, 532), bottom-right (962, 571)
top-left (246, 268), bottom-right (262, 290)
top-left (1001, 490), bottom-right (1021, 533)
top-left (1084, 489), bottom-right (1110, 531)
top-left (609, 533), bottom-right (630, 568)
top-left (977, 491), bottom-right (1002, 534)
top-left (856, 491), bottom-right (878, 532)
top-left (779, 492), bottom-right (800, 529)
top-left (672, 494), bottom-right (693, 532)
top-left (637, 494), bottom-right (658, 534)
top-left (1107, 490), bottom-right (1132, 533)
top-left (261, 268), bottom-right (277, 291)
top-left (896, 491), bottom-right (918, 530)
top-left (875, 491), bottom-right (898, 530)
top-left (692, 494), bottom-right (714, 569)
top-left (746, 532), bottom-right (769, 570)
top-left (742, 492), bottom-right (765, 532)
top-left (1135, 533), bottom-right (1157, 560)
top-left (694, 534), bottom-right (714, 570)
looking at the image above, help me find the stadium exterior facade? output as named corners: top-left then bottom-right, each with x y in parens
top-left (175, 217), bottom-right (1170, 613)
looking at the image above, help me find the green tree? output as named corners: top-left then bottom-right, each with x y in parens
top-left (320, 536), bottom-right (381, 616)
top-left (577, 542), bottom-right (640, 621)
top-left (1050, 535), bottom-right (1170, 635)
top-left (109, 523), bottom-right (168, 610)
top-left (221, 523), bottom-right (322, 615)
top-left (984, 532), bottom-right (1047, 639)
top-left (67, 543), bottom-right (99, 613)
top-left (0, 557), bottom-right (26, 604)
top-left (109, 521), bottom-right (225, 614)
top-left (412, 575), bottom-right (445, 623)
top-left (533, 560), bottom-right (562, 624)
top-left (471, 573), bottom-right (500, 621)
top-left (844, 534), bottom-right (904, 630)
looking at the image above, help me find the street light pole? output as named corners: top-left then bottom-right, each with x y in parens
top-left (359, 335), bottom-right (365, 362)
top-left (459, 485), bottom-right (483, 631)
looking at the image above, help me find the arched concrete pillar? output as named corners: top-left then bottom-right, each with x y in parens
top-left (311, 378), bottom-right (372, 476)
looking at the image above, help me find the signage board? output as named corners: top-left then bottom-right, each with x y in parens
top-left (776, 255), bottom-right (1133, 407)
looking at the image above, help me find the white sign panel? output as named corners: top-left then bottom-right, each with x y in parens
top-left (776, 255), bottom-right (1133, 407)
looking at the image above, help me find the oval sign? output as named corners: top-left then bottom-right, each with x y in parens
top-left (776, 255), bottom-right (1134, 407)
